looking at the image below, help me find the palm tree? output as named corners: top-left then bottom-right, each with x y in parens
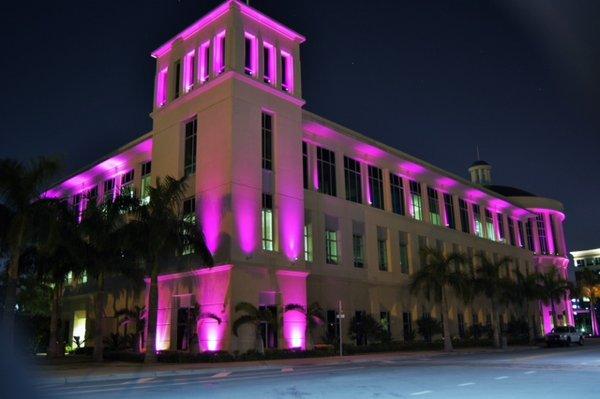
top-left (473, 254), bottom-right (512, 348)
top-left (36, 201), bottom-right (86, 357)
top-left (80, 195), bottom-right (139, 362)
top-left (410, 246), bottom-right (468, 351)
top-left (0, 157), bottom-right (61, 344)
top-left (576, 268), bottom-right (600, 336)
top-left (538, 267), bottom-right (573, 329)
top-left (232, 302), bottom-right (278, 354)
top-left (512, 269), bottom-right (543, 343)
top-left (116, 305), bottom-right (146, 352)
top-left (284, 302), bottom-right (325, 349)
top-left (125, 176), bottom-right (213, 363)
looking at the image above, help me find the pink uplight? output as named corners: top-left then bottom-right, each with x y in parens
top-left (201, 194), bottom-right (222, 255)
top-left (400, 161), bottom-right (426, 175)
top-left (436, 176), bottom-right (457, 188)
top-left (277, 270), bottom-right (309, 349)
top-left (356, 143), bottom-right (385, 158)
top-left (235, 195), bottom-right (257, 255)
top-left (279, 199), bottom-right (303, 261)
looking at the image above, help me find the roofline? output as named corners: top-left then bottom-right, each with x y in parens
top-left (151, 0), bottom-right (305, 59)
top-left (570, 248), bottom-right (600, 258)
top-left (47, 132), bottom-right (153, 191)
top-left (302, 110), bottom-right (535, 216)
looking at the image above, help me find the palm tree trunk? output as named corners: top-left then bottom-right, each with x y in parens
top-left (441, 287), bottom-right (453, 351)
top-left (145, 260), bottom-right (159, 363)
top-left (492, 301), bottom-right (501, 348)
top-left (551, 300), bottom-right (558, 328)
top-left (47, 283), bottom-right (63, 357)
top-left (93, 272), bottom-right (105, 362)
top-left (525, 302), bottom-right (535, 345)
top-left (2, 220), bottom-right (25, 346)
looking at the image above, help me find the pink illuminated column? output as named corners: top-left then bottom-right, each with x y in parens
top-left (276, 270), bottom-right (309, 349)
top-left (195, 265), bottom-right (233, 352)
top-left (144, 278), bottom-right (173, 351)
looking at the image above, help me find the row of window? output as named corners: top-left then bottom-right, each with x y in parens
top-left (156, 31), bottom-right (295, 108)
top-left (575, 257), bottom-right (600, 267)
top-left (303, 143), bottom-right (561, 256)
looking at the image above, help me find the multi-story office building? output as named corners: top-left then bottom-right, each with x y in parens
top-left (49, 0), bottom-right (573, 352)
top-left (570, 248), bottom-right (600, 336)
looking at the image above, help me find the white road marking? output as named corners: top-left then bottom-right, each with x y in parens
top-left (458, 382), bottom-right (475, 386)
top-left (137, 377), bottom-right (155, 384)
top-left (524, 371), bottom-right (536, 375)
top-left (410, 390), bottom-right (433, 396)
top-left (495, 376), bottom-right (509, 380)
top-left (211, 372), bottom-right (231, 378)
top-left (281, 368), bottom-right (294, 372)
top-left (381, 360), bottom-right (395, 364)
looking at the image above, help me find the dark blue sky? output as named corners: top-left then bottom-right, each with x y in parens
top-left (1, 0), bottom-right (599, 251)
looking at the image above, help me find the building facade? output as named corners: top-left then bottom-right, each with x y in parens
top-left (49, 0), bottom-right (573, 352)
top-left (570, 248), bottom-right (600, 336)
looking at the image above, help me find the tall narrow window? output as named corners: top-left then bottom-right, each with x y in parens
top-left (377, 237), bottom-right (388, 271)
top-left (352, 234), bottom-right (364, 268)
top-left (103, 178), bottom-right (115, 203)
top-left (261, 112), bottom-right (273, 170)
top-left (304, 220), bottom-right (313, 262)
top-left (472, 204), bottom-right (484, 238)
top-left (121, 169), bottom-right (135, 198)
top-left (517, 220), bottom-right (526, 248)
top-left (183, 50), bottom-right (195, 93)
top-left (87, 185), bottom-right (98, 208)
top-left (427, 187), bottom-right (441, 226)
top-left (368, 165), bottom-right (384, 210)
top-left (418, 235), bottom-right (427, 270)
top-left (344, 157), bottom-right (362, 204)
top-left (458, 198), bottom-right (470, 234)
top-left (72, 193), bottom-right (82, 220)
top-left (280, 50), bottom-right (293, 93)
top-left (390, 173), bottom-right (405, 215)
top-left (244, 32), bottom-right (257, 76)
top-left (485, 209), bottom-right (495, 241)
top-left (214, 31), bottom-right (226, 75)
top-left (325, 230), bottom-right (339, 265)
top-left (443, 193), bottom-right (455, 229)
top-left (549, 215), bottom-right (559, 255)
top-left (173, 59), bottom-right (181, 99)
top-left (198, 41), bottom-right (210, 83)
top-left (156, 67), bottom-right (168, 108)
top-left (507, 217), bottom-right (516, 246)
top-left (317, 147), bottom-right (336, 197)
top-left (184, 118), bottom-right (197, 176)
top-left (497, 213), bottom-right (505, 242)
top-left (399, 231), bottom-right (410, 274)
top-left (536, 213), bottom-right (548, 255)
top-left (262, 194), bottom-right (274, 251)
top-left (182, 197), bottom-right (196, 255)
top-left (525, 219), bottom-right (535, 251)
top-left (263, 42), bottom-right (275, 84)
top-left (409, 180), bottom-right (423, 221)
top-left (141, 161), bottom-right (152, 205)
top-left (302, 142), bottom-right (309, 189)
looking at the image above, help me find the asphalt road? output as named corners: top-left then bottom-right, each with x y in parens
top-left (34, 342), bottom-right (600, 399)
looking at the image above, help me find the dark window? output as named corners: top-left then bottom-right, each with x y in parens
top-left (409, 180), bottom-right (423, 220)
top-left (121, 169), bottom-right (134, 185)
top-left (368, 165), bottom-right (384, 209)
top-left (344, 157), bottom-right (362, 203)
top-left (354, 310), bottom-right (367, 345)
top-left (173, 60), bottom-right (181, 99)
top-left (427, 187), bottom-right (441, 226)
top-left (536, 213), bottom-right (548, 254)
top-left (458, 198), bottom-right (470, 234)
top-left (103, 178), bottom-right (115, 203)
top-left (390, 173), bottom-right (405, 215)
top-left (458, 313), bottom-right (466, 338)
top-left (302, 142), bottom-right (308, 189)
top-left (507, 218), bottom-right (516, 246)
top-left (399, 232), bottom-right (410, 274)
top-left (263, 45), bottom-right (271, 83)
top-left (352, 234), bottom-right (364, 268)
top-left (402, 312), bottom-right (413, 341)
top-left (244, 36), bottom-right (253, 75)
top-left (518, 220), bottom-right (526, 248)
top-left (281, 53), bottom-right (290, 91)
top-left (443, 193), bottom-right (455, 229)
top-left (326, 310), bottom-right (339, 342)
top-left (549, 215), bottom-right (560, 255)
top-left (184, 118), bottom-right (197, 176)
top-left (317, 147), bottom-right (336, 196)
top-left (261, 113), bottom-right (273, 170)
top-left (525, 220), bottom-right (535, 251)
top-left (141, 161), bottom-right (152, 176)
top-left (87, 185), bottom-right (98, 205)
top-left (378, 238), bottom-right (388, 271)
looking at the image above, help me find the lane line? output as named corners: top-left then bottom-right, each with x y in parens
top-left (281, 368), bottom-right (294, 372)
top-left (457, 382), bottom-right (475, 386)
top-left (410, 390), bottom-right (433, 396)
top-left (137, 377), bottom-right (155, 384)
top-left (494, 376), bottom-right (509, 380)
top-left (211, 372), bottom-right (231, 378)
top-left (524, 371), bottom-right (536, 374)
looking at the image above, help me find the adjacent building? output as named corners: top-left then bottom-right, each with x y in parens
top-left (570, 248), bottom-right (600, 335)
top-left (49, 0), bottom-right (573, 352)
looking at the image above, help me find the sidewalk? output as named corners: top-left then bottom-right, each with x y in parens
top-left (33, 345), bottom-right (540, 385)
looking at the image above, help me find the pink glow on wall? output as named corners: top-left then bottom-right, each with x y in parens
top-left (276, 270), bottom-right (309, 349)
top-left (466, 188), bottom-right (486, 201)
top-left (155, 282), bottom-right (173, 351)
top-left (214, 30), bottom-right (226, 75)
top-left (195, 265), bottom-right (233, 352)
top-left (238, 1), bottom-right (305, 43)
top-left (279, 199), bottom-right (303, 261)
top-left (263, 41), bottom-right (276, 84)
top-left (200, 194), bottom-right (222, 255)
top-left (488, 198), bottom-right (509, 211)
top-left (156, 67), bottom-right (168, 108)
top-left (355, 143), bottom-right (385, 158)
top-left (436, 176), bottom-right (457, 189)
top-left (399, 161), bottom-right (426, 176)
top-left (183, 50), bottom-right (196, 93)
top-left (235, 195), bottom-right (258, 255)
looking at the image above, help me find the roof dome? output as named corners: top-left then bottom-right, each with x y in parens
top-left (470, 160), bottom-right (490, 167)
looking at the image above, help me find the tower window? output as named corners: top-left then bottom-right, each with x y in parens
top-left (214, 30), bottom-right (226, 75)
top-left (261, 112), bottom-right (273, 170)
top-left (156, 67), bottom-right (168, 107)
top-left (199, 41), bottom-right (210, 83)
top-left (263, 42), bottom-right (275, 84)
top-left (173, 60), bottom-right (181, 100)
top-left (280, 50), bottom-right (293, 93)
top-left (244, 32), bottom-right (257, 76)
top-left (183, 50), bottom-right (195, 93)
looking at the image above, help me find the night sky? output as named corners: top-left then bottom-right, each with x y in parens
top-left (1, 0), bottom-right (599, 251)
